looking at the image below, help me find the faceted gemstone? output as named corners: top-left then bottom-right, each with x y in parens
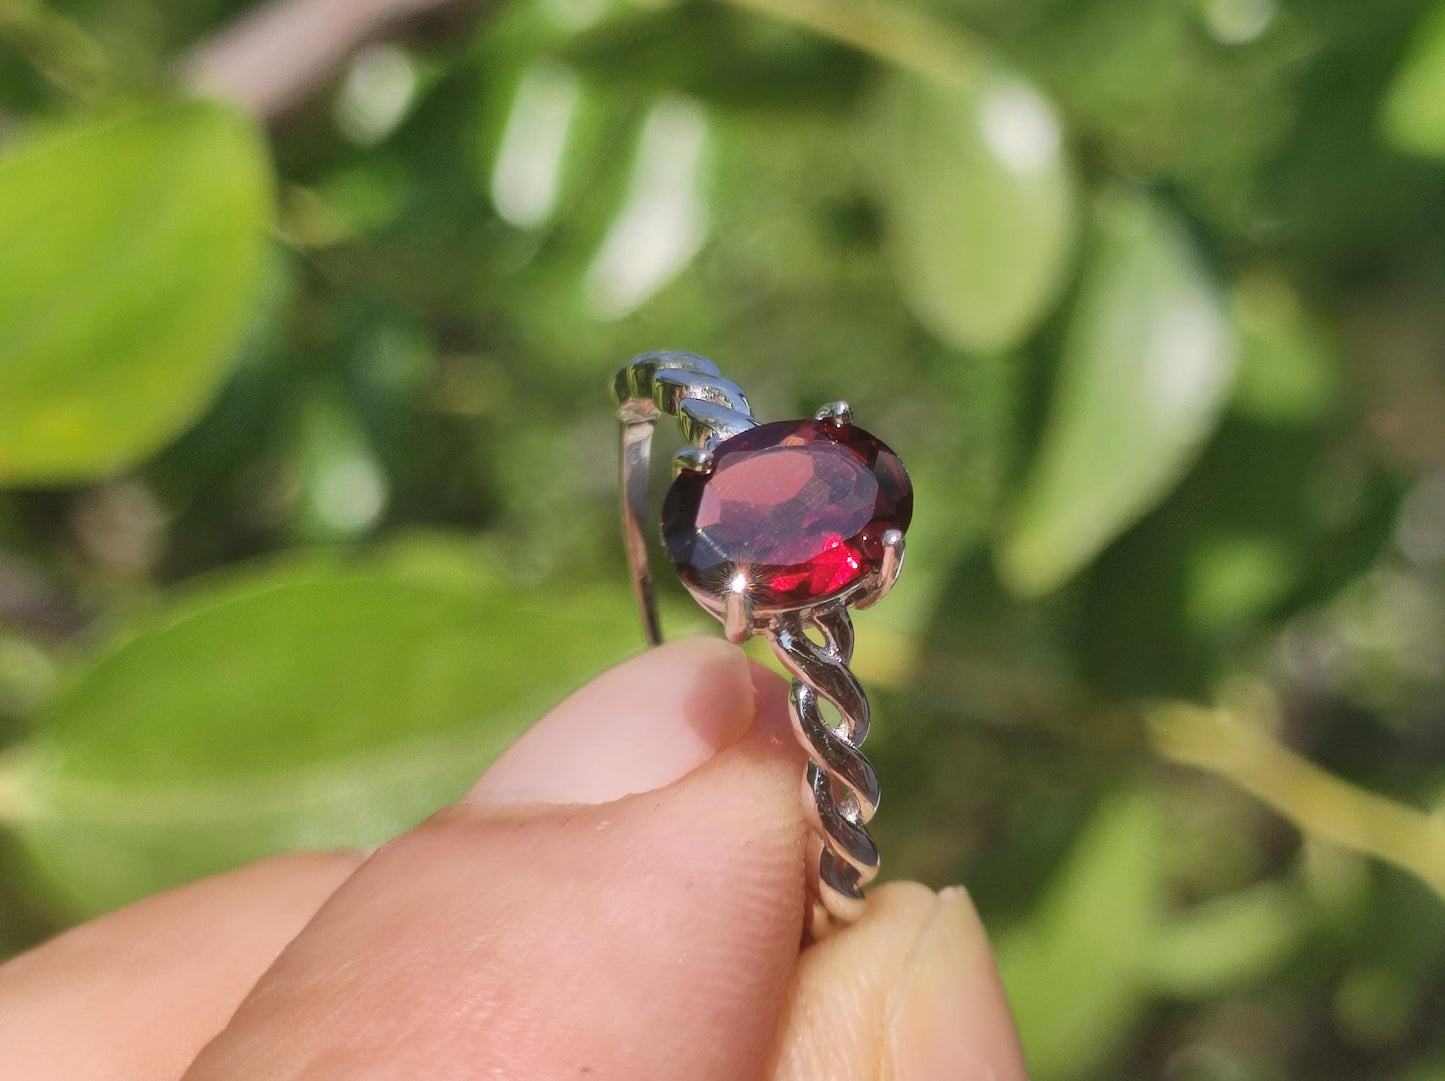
top-left (661, 419), bottom-right (913, 609)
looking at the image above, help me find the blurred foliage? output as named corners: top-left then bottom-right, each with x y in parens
top-left (999, 186), bottom-right (1236, 596)
top-left (0, 101), bottom-right (272, 482)
top-left (5, 539), bottom-right (640, 913)
top-left (0, 0), bottom-right (1444, 1078)
top-left (871, 62), bottom-right (1077, 354)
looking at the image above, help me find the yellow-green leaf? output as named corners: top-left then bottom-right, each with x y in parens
top-left (997, 789), bottom-right (1161, 1081)
top-left (0, 540), bottom-right (640, 915)
top-left (998, 190), bottom-right (1237, 596)
top-left (874, 66), bottom-right (1076, 354)
top-left (1382, 1), bottom-right (1445, 160)
top-left (0, 101), bottom-right (274, 485)
top-left (1146, 880), bottom-right (1306, 997)
top-left (998, 788), bottom-right (1306, 1080)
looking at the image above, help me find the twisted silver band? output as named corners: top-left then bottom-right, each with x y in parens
top-left (612, 351), bottom-right (901, 938)
top-left (772, 606), bottom-right (879, 928)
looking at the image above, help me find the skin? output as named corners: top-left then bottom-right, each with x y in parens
top-left (0, 639), bottom-right (1029, 1081)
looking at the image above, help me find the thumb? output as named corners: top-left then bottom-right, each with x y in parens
top-left (772, 883), bottom-right (1029, 1081)
top-left (184, 638), bottom-right (808, 1081)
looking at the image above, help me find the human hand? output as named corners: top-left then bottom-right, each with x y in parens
top-left (0, 639), bottom-right (1028, 1080)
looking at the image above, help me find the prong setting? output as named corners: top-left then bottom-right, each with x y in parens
top-left (672, 444), bottom-right (715, 477)
top-left (815, 400), bottom-right (853, 428)
top-left (724, 576), bottom-right (754, 643)
top-left (853, 529), bottom-right (905, 610)
top-left (879, 528), bottom-right (904, 584)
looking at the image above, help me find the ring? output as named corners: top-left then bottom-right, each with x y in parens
top-left (611, 352), bottom-right (913, 939)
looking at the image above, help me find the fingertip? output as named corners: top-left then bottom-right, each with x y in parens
top-left (768, 882), bottom-right (932, 1081)
top-left (748, 656), bottom-right (789, 701)
top-left (885, 886), bottom-right (1029, 1081)
top-left (770, 882), bottom-right (1027, 1081)
top-left (466, 636), bottom-right (755, 807)
top-left (258, 849), bottom-right (365, 879)
top-left (747, 658), bottom-right (804, 753)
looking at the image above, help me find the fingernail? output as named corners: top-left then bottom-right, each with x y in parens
top-left (885, 887), bottom-right (1030, 1081)
top-left (464, 637), bottom-right (755, 807)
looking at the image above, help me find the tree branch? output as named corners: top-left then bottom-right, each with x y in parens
top-left (1148, 701), bottom-right (1445, 902)
top-left (182, 0), bottom-right (990, 121)
top-left (719, 0), bottom-right (982, 85)
top-left (180, 0), bottom-right (478, 119)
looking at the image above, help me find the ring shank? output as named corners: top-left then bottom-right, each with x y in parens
top-left (612, 353), bottom-right (757, 644)
top-left (612, 352), bottom-right (881, 940)
top-left (619, 418), bottom-right (663, 646)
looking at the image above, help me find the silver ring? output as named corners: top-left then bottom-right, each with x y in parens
top-left (611, 352), bottom-right (912, 939)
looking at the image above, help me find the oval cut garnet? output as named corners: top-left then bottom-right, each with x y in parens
top-left (661, 419), bottom-right (913, 609)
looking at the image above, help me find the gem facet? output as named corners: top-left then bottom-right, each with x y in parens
top-left (661, 419), bottom-right (913, 609)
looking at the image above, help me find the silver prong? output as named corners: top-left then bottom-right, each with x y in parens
top-left (815, 400), bottom-right (852, 428)
top-left (672, 445), bottom-right (714, 477)
top-left (853, 529), bottom-right (904, 610)
top-left (724, 578), bottom-right (753, 643)
top-left (879, 528), bottom-right (904, 583)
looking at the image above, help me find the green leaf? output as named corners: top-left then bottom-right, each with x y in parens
top-left (873, 66), bottom-right (1076, 354)
top-left (1230, 272), bottom-right (1341, 426)
top-left (1382, 1), bottom-right (1445, 160)
top-left (0, 101), bottom-right (275, 485)
top-left (0, 539), bottom-right (641, 915)
top-left (979, 787), bottom-right (1306, 1080)
top-left (996, 788), bottom-right (1161, 1081)
top-left (998, 190), bottom-right (1237, 596)
top-left (1184, 532), bottom-right (1296, 633)
top-left (289, 389), bottom-right (389, 542)
top-left (1146, 880), bottom-right (1306, 997)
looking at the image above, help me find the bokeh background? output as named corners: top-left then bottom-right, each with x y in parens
top-left (2, 0), bottom-right (1445, 1076)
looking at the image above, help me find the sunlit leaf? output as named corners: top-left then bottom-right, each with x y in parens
top-left (1382, 1), bottom-right (1445, 160)
top-left (585, 95), bottom-right (710, 319)
top-left (0, 540), bottom-right (640, 914)
top-left (489, 60), bottom-right (583, 230)
top-left (1184, 532), bottom-right (1295, 633)
top-left (984, 786), bottom-right (1309, 1079)
top-left (998, 190), bottom-right (1237, 596)
top-left (0, 101), bottom-right (274, 485)
top-left (1230, 271), bottom-right (1341, 425)
top-left (289, 390), bottom-right (389, 541)
top-left (997, 788), bottom-right (1161, 1081)
top-left (873, 66), bottom-right (1076, 354)
top-left (1146, 880), bottom-right (1307, 996)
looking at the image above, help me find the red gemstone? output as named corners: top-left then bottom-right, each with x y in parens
top-left (661, 419), bottom-right (912, 609)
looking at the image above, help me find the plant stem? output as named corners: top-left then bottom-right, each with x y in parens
top-left (1148, 702), bottom-right (1445, 902)
top-left (182, 0), bottom-right (490, 120)
top-left (719, 0), bottom-right (982, 84)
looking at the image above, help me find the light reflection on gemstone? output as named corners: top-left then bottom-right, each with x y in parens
top-left (661, 419), bottom-right (912, 609)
